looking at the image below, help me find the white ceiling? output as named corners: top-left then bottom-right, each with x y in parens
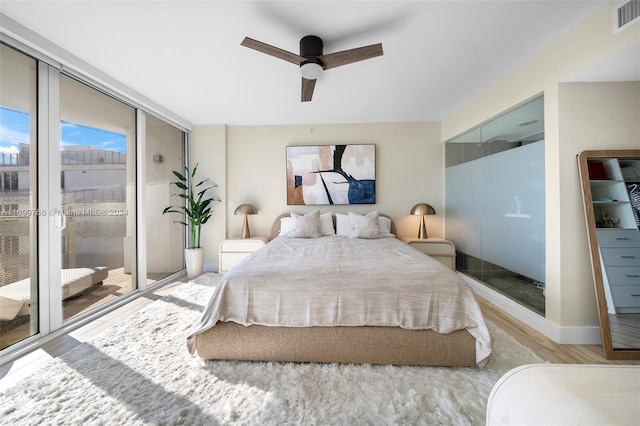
top-left (0, 1), bottom-right (621, 127)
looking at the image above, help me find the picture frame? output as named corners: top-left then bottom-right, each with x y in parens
top-left (286, 144), bottom-right (376, 205)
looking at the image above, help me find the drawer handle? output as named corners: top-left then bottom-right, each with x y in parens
top-left (615, 237), bottom-right (630, 240)
top-left (620, 256), bottom-right (636, 259)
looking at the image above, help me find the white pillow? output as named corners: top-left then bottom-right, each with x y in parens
top-left (281, 212), bottom-right (333, 237)
top-left (335, 213), bottom-right (353, 236)
top-left (288, 210), bottom-right (321, 238)
top-left (348, 211), bottom-right (381, 239)
top-left (336, 212), bottom-right (393, 237)
top-left (320, 212), bottom-right (335, 236)
top-left (279, 217), bottom-right (295, 236)
top-left (378, 216), bottom-right (394, 237)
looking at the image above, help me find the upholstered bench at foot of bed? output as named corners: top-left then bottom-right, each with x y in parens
top-left (486, 364), bottom-right (640, 425)
top-left (193, 322), bottom-right (477, 367)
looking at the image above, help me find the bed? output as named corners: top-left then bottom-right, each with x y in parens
top-left (0, 267), bottom-right (108, 321)
top-left (187, 211), bottom-right (491, 367)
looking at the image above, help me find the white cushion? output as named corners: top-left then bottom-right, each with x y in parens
top-left (349, 211), bottom-right (381, 239)
top-left (487, 364), bottom-right (640, 425)
top-left (320, 212), bottom-right (335, 236)
top-left (336, 212), bottom-right (393, 238)
top-left (335, 213), bottom-right (353, 236)
top-left (279, 217), bottom-right (295, 236)
top-left (378, 216), bottom-right (394, 237)
top-left (281, 211), bottom-right (333, 237)
top-left (286, 210), bottom-right (322, 238)
top-left (0, 295), bottom-right (25, 321)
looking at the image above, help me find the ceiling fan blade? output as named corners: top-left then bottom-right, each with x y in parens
top-left (301, 78), bottom-right (316, 102)
top-left (319, 43), bottom-right (383, 70)
top-left (241, 37), bottom-right (306, 65)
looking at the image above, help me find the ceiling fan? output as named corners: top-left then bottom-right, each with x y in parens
top-left (241, 35), bottom-right (383, 102)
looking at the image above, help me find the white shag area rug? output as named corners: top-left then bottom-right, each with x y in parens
top-left (0, 273), bottom-right (543, 425)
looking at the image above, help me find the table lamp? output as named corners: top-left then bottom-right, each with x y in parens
top-left (410, 203), bottom-right (436, 239)
top-left (234, 204), bottom-right (257, 238)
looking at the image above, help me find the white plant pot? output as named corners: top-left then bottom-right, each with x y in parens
top-left (185, 247), bottom-right (204, 279)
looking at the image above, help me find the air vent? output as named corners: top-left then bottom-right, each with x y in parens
top-left (613, 0), bottom-right (640, 34)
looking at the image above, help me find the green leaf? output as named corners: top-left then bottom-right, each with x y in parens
top-left (172, 170), bottom-right (186, 181)
top-left (172, 182), bottom-right (188, 190)
top-left (194, 178), bottom-right (208, 188)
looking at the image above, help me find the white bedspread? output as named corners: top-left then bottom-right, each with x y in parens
top-left (187, 236), bottom-right (492, 366)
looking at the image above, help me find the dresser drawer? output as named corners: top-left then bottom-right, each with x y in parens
top-left (220, 252), bottom-right (253, 271)
top-left (218, 236), bottom-right (269, 273)
top-left (596, 229), bottom-right (640, 248)
top-left (411, 242), bottom-right (455, 256)
top-left (219, 239), bottom-right (266, 252)
top-left (401, 238), bottom-right (456, 270)
top-left (600, 247), bottom-right (640, 266)
top-left (605, 266), bottom-right (640, 286)
top-left (610, 285), bottom-right (640, 308)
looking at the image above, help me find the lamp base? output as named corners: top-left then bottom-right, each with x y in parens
top-left (417, 216), bottom-right (428, 239)
top-left (241, 214), bottom-right (251, 238)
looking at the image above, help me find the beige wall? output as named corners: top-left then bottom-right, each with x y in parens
top-left (558, 81), bottom-right (640, 325)
top-left (190, 125), bottom-right (227, 272)
top-left (441, 1), bottom-right (639, 338)
top-left (192, 122), bottom-right (443, 269)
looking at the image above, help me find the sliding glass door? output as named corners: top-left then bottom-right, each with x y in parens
top-left (144, 115), bottom-right (185, 285)
top-left (0, 44), bottom-right (38, 350)
top-left (58, 75), bottom-right (137, 321)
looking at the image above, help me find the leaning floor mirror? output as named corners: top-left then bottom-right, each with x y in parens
top-left (577, 150), bottom-right (640, 360)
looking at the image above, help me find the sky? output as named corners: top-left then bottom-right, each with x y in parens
top-left (0, 107), bottom-right (127, 159)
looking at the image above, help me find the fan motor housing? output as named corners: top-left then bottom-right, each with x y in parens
top-left (300, 35), bottom-right (323, 62)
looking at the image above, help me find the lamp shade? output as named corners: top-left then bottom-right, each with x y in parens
top-left (410, 203), bottom-right (436, 216)
top-left (234, 204), bottom-right (257, 216)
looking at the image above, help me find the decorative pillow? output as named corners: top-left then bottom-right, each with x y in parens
top-left (288, 210), bottom-right (322, 238)
top-left (335, 213), bottom-right (353, 236)
top-left (348, 211), bottom-right (381, 239)
top-left (378, 216), bottom-right (394, 237)
top-left (279, 217), bottom-right (295, 236)
top-left (320, 212), bottom-right (335, 236)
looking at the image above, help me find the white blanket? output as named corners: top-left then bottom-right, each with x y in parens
top-left (187, 236), bottom-right (492, 366)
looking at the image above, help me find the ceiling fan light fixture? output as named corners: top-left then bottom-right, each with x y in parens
top-left (300, 62), bottom-right (323, 80)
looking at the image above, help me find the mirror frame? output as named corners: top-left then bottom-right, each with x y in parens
top-left (577, 149), bottom-right (640, 360)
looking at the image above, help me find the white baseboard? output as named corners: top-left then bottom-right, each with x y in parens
top-left (559, 325), bottom-right (602, 345)
top-left (460, 273), bottom-right (602, 345)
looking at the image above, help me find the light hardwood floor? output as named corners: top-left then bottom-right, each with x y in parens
top-left (479, 298), bottom-right (640, 365)
top-left (1, 279), bottom-right (638, 392)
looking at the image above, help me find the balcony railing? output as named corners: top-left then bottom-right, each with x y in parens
top-left (1, 151), bottom-right (126, 167)
top-left (0, 153), bottom-right (20, 166)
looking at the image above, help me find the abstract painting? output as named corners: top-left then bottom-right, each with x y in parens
top-left (286, 144), bottom-right (376, 205)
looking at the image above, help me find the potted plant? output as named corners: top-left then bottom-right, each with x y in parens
top-left (163, 161), bottom-right (220, 279)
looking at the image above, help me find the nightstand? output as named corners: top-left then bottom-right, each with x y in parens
top-left (219, 236), bottom-right (269, 273)
top-left (400, 237), bottom-right (456, 270)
